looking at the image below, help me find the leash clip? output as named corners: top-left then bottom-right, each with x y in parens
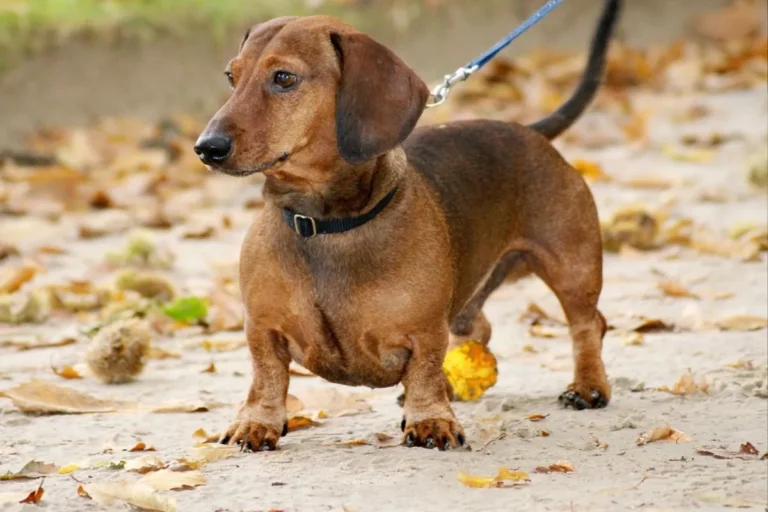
top-left (425, 65), bottom-right (478, 108)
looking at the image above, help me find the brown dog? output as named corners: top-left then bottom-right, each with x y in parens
top-left (195, 0), bottom-right (621, 452)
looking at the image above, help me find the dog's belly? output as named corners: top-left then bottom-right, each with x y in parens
top-left (289, 333), bottom-right (410, 388)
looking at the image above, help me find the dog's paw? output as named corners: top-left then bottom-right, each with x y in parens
top-left (558, 382), bottom-right (610, 410)
top-left (219, 420), bottom-right (286, 452)
top-left (402, 418), bottom-right (467, 450)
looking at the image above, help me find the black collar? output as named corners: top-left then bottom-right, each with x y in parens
top-left (282, 187), bottom-right (398, 238)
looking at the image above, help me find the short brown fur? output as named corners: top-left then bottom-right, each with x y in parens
top-left (198, 2), bottom-right (620, 452)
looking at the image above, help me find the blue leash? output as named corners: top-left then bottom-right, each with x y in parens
top-left (426, 0), bottom-right (565, 107)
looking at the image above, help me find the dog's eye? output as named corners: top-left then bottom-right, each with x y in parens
top-left (273, 71), bottom-right (298, 90)
top-left (224, 71), bottom-right (234, 89)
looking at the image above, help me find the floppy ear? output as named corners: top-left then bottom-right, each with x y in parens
top-left (330, 31), bottom-right (430, 164)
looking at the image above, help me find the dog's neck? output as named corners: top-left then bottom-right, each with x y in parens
top-left (262, 148), bottom-right (406, 219)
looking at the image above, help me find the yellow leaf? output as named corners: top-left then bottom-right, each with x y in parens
top-left (442, 340), bottom-right (498, 401)
top-left (571, 159), bottom-right (612, 182)
top-left (176, 444), bottom-right (238, 469)
top-left (662, 144), bottom-right (715, 163)
top-left (80, 481), bottom-right (176, 512)
top-left (636, 426), bottom-right (692, 446)
top-left (457, 467), bottom-right (530, 488)
top-left (191, 428), bottom-right (219, 444)
top-left (0, 263), bottom-right (38, 294)
top-left (287, 416), bottom-right (320, 432)
top-left (622, 332), bottom-right (645, 346)
top-left (57, 464), bottom-right (82, 474)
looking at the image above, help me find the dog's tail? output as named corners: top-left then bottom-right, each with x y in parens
top-left (527, 0), bottom-right (622, 140)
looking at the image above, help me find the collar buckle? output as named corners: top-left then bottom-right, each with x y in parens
top-left (293, 214), bottom-right (317, 238)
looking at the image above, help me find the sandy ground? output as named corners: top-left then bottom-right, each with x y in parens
top-left (1, 88), bottom-right (768, 510)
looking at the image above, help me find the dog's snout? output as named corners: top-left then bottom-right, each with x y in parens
top-left (194, 134), bottom-right (233, 164)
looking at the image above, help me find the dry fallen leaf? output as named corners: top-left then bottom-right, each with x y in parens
top-left (658, 280), bottom-right (699, 299)
top-left (0, 481), bottom-right (45, 505)
top-left (0, 380), bottom-right (133, 414)
top-left (457, 467), bottom-right (530, 488)
top-left (622, 332), bottom-right (645, 346)
top-left (526, 413), bottom-right (549, 422)
top-left (636, 426), bottom-right (692, 446)
top-left (200, 339), bottom-right (247, 352)
top-left (19, 481), bottom-right (45, 504)
top-left (201, 363), bottom-right (216, 374)
top-left (518, 302), bottom-right (566, 326)
top-left (696, 442), bottom-right (764, 460)
top-left (175, 444), bottom-right (238, 470)
top-left (535, 461), bottom-right (575, 473)
top-left (80, 481), bottom-right (177, 512)
top-left (138, 469), bottom-right (205, 491)
top-left (0, 336), bottom-right (76, 351)
top-left (0, 263), bottom-right (38, 294)
top-left (716, 315), bottom-right (768, 331)
top-left (52, 365), bottom-right (83, 380)
top-left (571, 159), bottom-right (613, 182)
top-left (0, 460), bottom-right (57, 481)
top-left (191, 428), bottom-right (220, 444)
top-left (125, 455), bottom-right (167, 474)
top-left (296, 389), bottom-right (371, 418)
top-left (657, 369), bottom-right (709, 396)
top-left (287, 416), bottom-right (320, 432)
top-left (627, 317), bottom-right (675, 333)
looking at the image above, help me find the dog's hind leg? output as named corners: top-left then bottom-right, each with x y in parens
top-left (448, 251), bottom-right (531, 348)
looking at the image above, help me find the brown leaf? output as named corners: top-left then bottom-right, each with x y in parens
top-left (628, 317), bottom-right (675, 333)
top-left (657, 369), bottom-right (709, 395)
top-left (181, 225), bottom-right (216, 240)
top-left (535, 461), bottom-right (575, 473)
top-left (696, 442), bottom-right (763, 460)
top-left (129, 442), bottom-right (156, 452)
top-left (518, 302), bottom-right (566, 326)
top-left (636, 426), bottom-right (692, 446)
top-left (201, 363), bottom-right (216, 374)
top-left (716, 315), bottom-right (768, 331)
top-left (526, 413), bottom-right (549, 422)
top-left (19, 481), bottom-right (45, 504)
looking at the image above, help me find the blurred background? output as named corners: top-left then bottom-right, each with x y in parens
top-left (0, 0), bottom-right (758, 143)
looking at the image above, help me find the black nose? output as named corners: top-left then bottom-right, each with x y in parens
top-left (194, 134), bottom-right (232, 164)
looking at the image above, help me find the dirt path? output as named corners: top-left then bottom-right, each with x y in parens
top-left (1, 78), bottom-right (766, 511)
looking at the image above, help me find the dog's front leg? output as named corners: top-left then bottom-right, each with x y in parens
top-left (219, 326), bottom-right (290, 452)
top-left (401, 327), bottom-right (466, 450)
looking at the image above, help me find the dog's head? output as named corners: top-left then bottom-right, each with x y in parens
top-left (194, 16), bottom-right (429, 181)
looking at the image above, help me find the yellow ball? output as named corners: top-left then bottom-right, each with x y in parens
top-left (442, 340), bottom-right (498, 401)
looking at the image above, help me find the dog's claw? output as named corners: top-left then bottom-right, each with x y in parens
top-left (558, 388), bottom-right (608, 410)
top-left (402, 418), bottom-right (465, 451)
top-left (219, 419), bottom-right (281, 453)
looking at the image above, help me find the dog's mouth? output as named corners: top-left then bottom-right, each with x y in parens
top-left (211, 152), bottom-right (291, 177)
